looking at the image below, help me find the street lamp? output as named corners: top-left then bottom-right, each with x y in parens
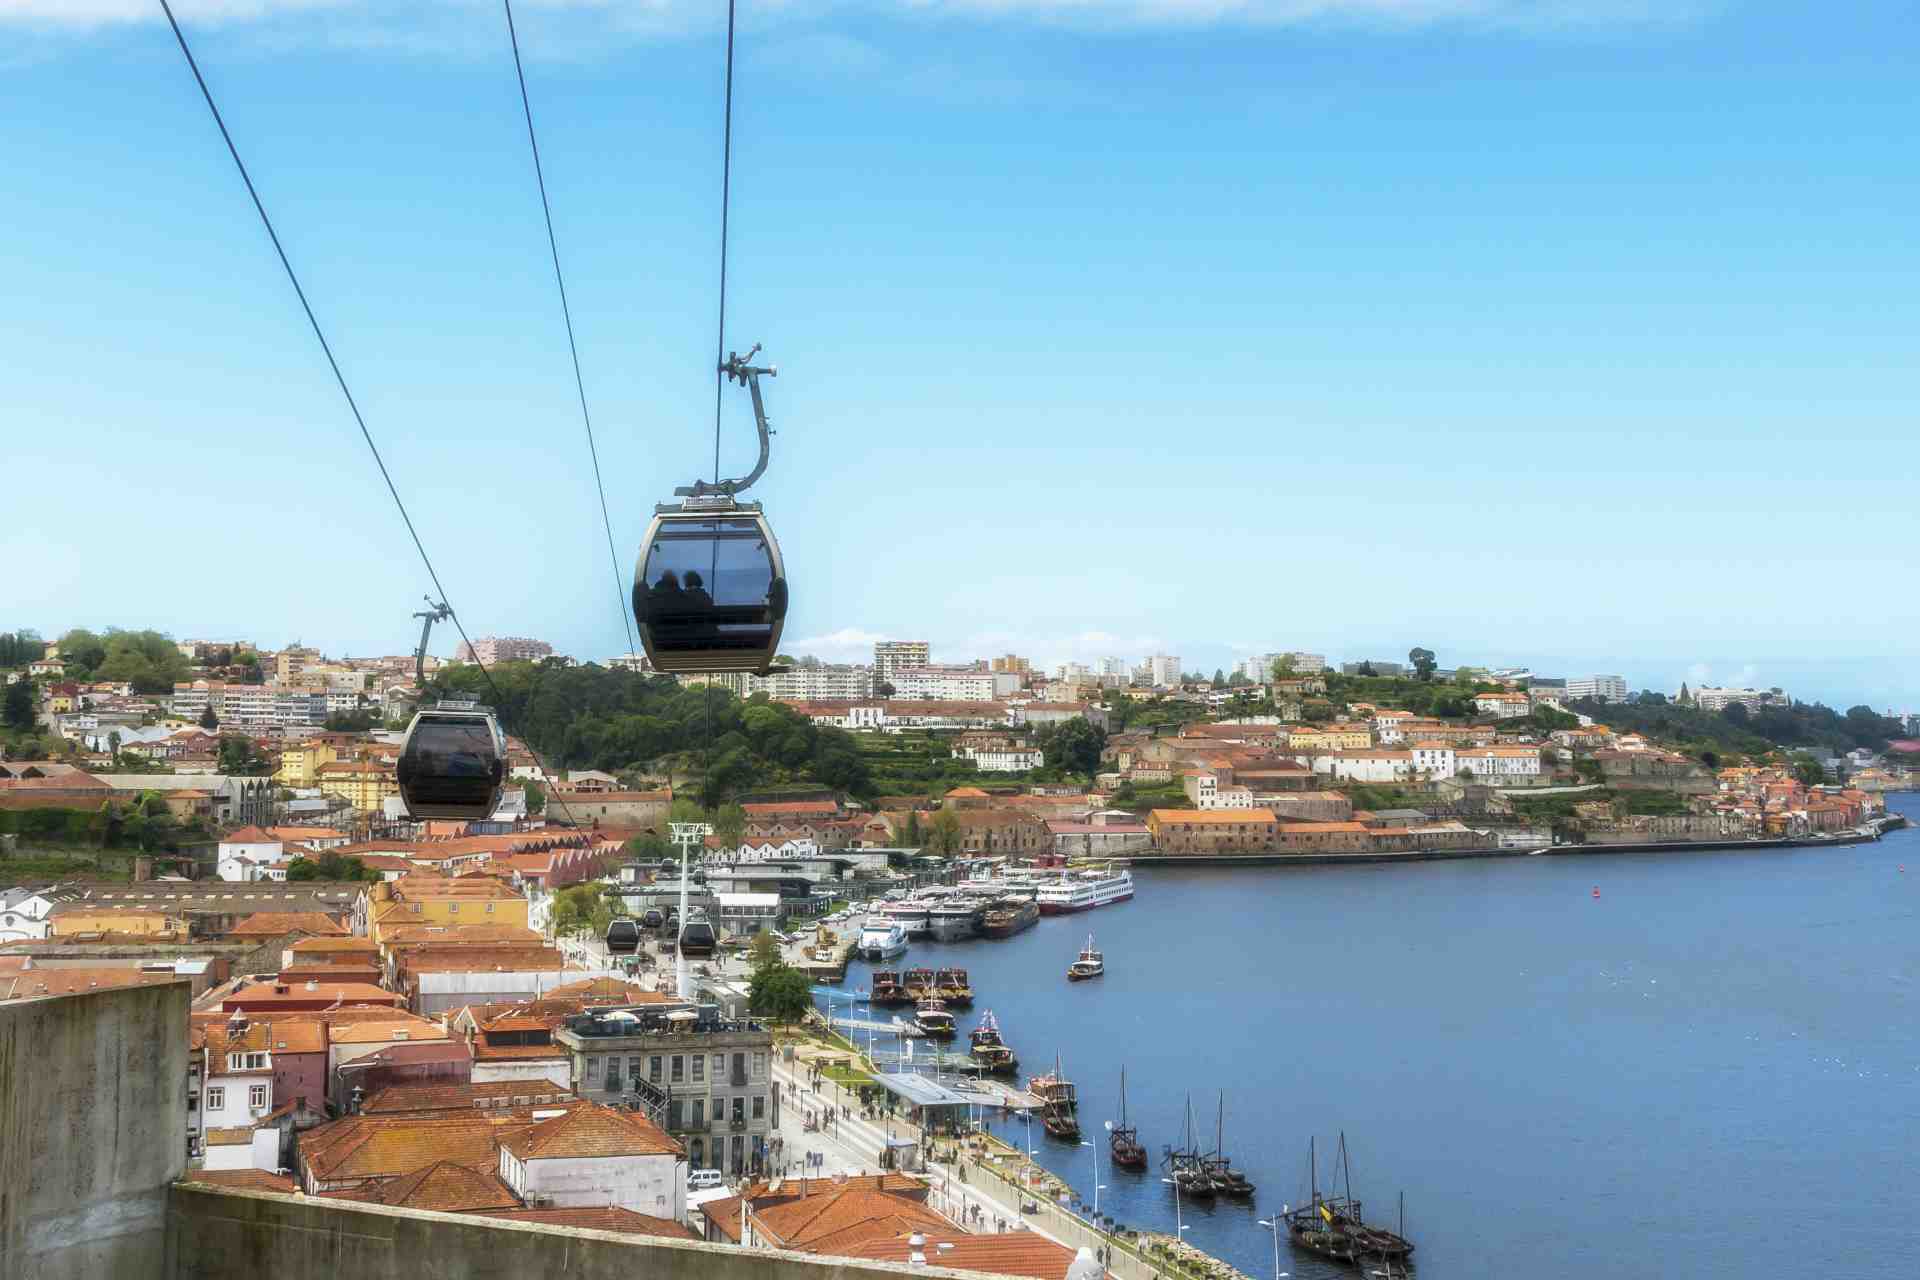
top-left (1160, 1177), bottom-right (1190, 1235)
top-left (1254, 1213), bottom-right (1290, 1280)
top-left (1080, 1138), bottom-right (1106, 1216)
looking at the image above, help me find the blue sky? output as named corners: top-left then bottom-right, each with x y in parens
top-left (3, 1), bottom-right (1915, 708)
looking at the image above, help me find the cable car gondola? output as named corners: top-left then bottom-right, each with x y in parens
top-left (634, 348), bottom-right (789, 675)
top-left (395, 599), bottom-right (508, 821)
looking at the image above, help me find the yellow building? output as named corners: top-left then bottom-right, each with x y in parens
top-left (1287, 724), bottom-right (1374, 751)
top-left (315, 760), bottom-right (398, 813)
top-left (275, 740), bottom-right (340, 788)
top-left (366, 876), bottom-right (529, 943)
top-left (51, 907), bottom-right (187, 938)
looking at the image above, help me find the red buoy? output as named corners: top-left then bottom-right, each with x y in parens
top-left (1591, 886), bottom-right (1601, 899)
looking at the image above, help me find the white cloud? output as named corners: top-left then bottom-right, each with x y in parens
top-left (785, 627), bottom-right (893, 661)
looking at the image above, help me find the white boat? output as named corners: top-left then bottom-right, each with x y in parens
top-left (1037, 866), bottom-right (1134, 915)
top-left (858, 919), bottom-right (909, 961)
top-left (1066, 934), bottom-right (1104, 981)
top-left (881, 899), bottom-right (934, 938)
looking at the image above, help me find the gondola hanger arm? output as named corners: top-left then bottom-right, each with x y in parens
top-left (679, 344), bottom-right (777, 500)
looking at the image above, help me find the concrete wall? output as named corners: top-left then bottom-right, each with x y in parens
top-left (1, 981), bottom-right (189, 1280)
top-left (165, 1184), bottom-right (953, 1280)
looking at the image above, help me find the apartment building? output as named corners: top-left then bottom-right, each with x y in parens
top-left (743, 664), bottom-right (874, 701)
top-left (555, 1006), bottom-right (777, 1177)
top-left (891, 665), bottom-right (1017, 701)
top-left (454, 636), bottom-right (555, 665)
top-left (872, 640), bottom-right (930, 681)
top-left (1565, 674), bottom-right (1629, 703)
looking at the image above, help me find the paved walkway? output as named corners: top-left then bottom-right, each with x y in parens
top-left (767, 1061), bottom-right (1168, 1280)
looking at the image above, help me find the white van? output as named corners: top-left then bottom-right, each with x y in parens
top-left (687, 1168), bottom-right (727, 1192)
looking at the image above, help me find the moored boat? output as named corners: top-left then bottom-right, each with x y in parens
top-left (858, 919), bottom-right (909, 961)
top-left (901, 967), bottom-right (938, 1000)
top-left (1203, 1093), bottom-right (1254, 1196)
top-left (1030, 1057), bottom-right (1081, 1139)
top-left (1283, 1135), bottom-right (1413, 1263)
top-left (1110, 1066), bottom-right (1147, 1169)
top-left (1036, 866), bottom-right (1134, 915)
top-left (969, 1009), bottom-right (1018, 1075)
top-left (870, 969), bottom-right (912, 1006)
top-left (934, 967), bottom-right (975, 1006)
top-left (1162, 1095), bottom-right (1215, 1198)
top-left (1066, 934), bottom-right (1104, 981)
top-left (913, 998), bottom-right (957, 1039)
top-left (980, 895), bottom-right (1039, 939)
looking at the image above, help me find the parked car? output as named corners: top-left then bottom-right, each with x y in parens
top-left (687, 1168), bottom-right (727, 1192)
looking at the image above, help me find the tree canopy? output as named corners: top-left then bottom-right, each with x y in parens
top-left (427, 661), bottom-right (873, 803)
top-left (286, 852), bottom-right (376, 881)
top-left (57, 628), bottom-right (191, 694)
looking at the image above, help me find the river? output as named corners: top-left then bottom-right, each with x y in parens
top-left (837, 793), bottom-right (1920, 1279)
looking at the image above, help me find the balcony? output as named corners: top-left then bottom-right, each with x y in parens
top-left (729, 1117), bottom-right (748, 1131)
top-left (729, 1072), bottom-right (749, 1087)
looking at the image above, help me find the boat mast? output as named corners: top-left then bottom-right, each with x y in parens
top-left (1340, 1131), bottom-right (1353, 1205)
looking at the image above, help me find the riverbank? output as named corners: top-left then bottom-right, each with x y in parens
top-left (1119, 815), bottom-right (1906, 868)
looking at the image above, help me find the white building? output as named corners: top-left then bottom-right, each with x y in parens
top-left (1280, 652), bottom-right (1328, 674)
top-left (217, 827), bottom-right (286, 882)
top-left (1691, 686), bottom-right (1788, 713)
top-left (1410, 742), bottom-right (1457, 780)
top-left (0, 888), bottom-right (64, 941)
top-left (743, 664), bottom-right (874, 701)
top-left (1473, 692), bottom-right (1532, 720)
top-left (1310, 750), bottom-right (1415, 783)
top-left (606, 653), bottom-right (655, 674)
top-left (958, 744), bottom-right (1044, 773)
top-left (872, 640), bottom-right (930, 681)
top-left (453, 636), bottom-right (554, 665)
top-left (1182, 771), bottom-right (1254, 809)
top-left (1566, 675), bottom-right (1629, 703)
top-left (1453, 746), bottom-right (1543, 779)
top-left (497, 1104), bottom-right (686, 1222)
top-left (1146, 654), bottom-right (1183, 688)
top-left (891, 666), bottom-right (1016, 701)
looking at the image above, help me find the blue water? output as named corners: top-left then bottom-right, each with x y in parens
top-left (839, 795), bottom-right (1920, 1279)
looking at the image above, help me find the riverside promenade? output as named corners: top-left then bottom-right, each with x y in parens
top-left (769, 1052), bottom-right (1249, 1280)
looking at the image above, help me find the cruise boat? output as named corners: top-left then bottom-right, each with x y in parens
top-left (928, 898), bottom-right (984, 941)
top-left (1066, 935), bottom-right (1104, 981)
top-left (858, 919), bottom-right (909, 961)
top-left (1036, 866), bottom-right (1134, 915)
top-left (880, 899), bottom-right (934, 938)
top-left (969, 1009), bottom-right (1018, 1075)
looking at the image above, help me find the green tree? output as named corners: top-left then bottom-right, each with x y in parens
top-left (928, 807), bottom-right (962, 856)
top-left (3, 679), bottom-right (34, 732)
top-left (748, 961), bottom-right (814, 1026)
top-left (1789, 752), bottom-right (1827, 786)
top-left (55, 628), bottom-right (107, 674)
top-left (198, 706), bottom-right (219, 731)
top-left (875, 681), bottom-right (896, 699)
top-left (323, 711), bottom-right (377, 732)
top-left (1211, 668), bottom-right (1226, 686)
top-left (1409, 648), bottom-right (1437, 682)
top-left (550, 883), bottom-right (615, 936)
top-left (746, 929), bottom-right (782, 975)
top-left (523, 780), bottom-right (546, 815)
top-left (712, 802), bottom-right (749, 850)
top-left (901, 810), bottom-right (923, 846)
top-left (217, 735), bottom-right (270, 776)
top-left (1040, 718), bottom-right (1107, 777)
top-left (286, 852), bottom-right (375, 882)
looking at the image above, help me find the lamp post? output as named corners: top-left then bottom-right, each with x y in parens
top-left (1161, 1177), bottom-right (1188, 1235)
top-left (1081, 1137), bottom-right (1106, 1217)
top-left (1254, 1213), bottom-right (1290, 1280)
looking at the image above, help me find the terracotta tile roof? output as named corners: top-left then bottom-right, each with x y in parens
top-left (222, 826), bottom-right (280, 844)
top-left (498, 1103), bottom-right (681, 1160)
top-left (752, 1184), bottom-right (947, 1250)
top-left (362, 1080), bottom-right (579, 1115)
top-left (347, 1040), bottom-right (472, 1069)
top-left (741, 800), bottom-right (839, 816)
top-left (226, 911), bottom-right (349, 938)
top-left (842, 1230), bottom-right (1090, 1280)
top-left (225, 981), bottom-right (402, 1009)
top-left (944, 787), bottom-right (990, 798)
top-left (380, 923), bottom-right (544, 947)
top-left (345, 1160), bottom-right (521, 1212)
top-left (475, 1206), bottom-right (699, 1240)
top-left (329, 1018), bottom-right (449, 1045)
top-left (185, 1168), bottom-right (297, 1194)
top-left (1147, 809), bottom-right (1279, 825)
top-left (298, 1113), bottom-right (532, 1182)
top-left (541, 977), bottom-right (674, 1004)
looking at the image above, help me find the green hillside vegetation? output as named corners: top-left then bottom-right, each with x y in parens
top-left (428, 661), bottom-right (872, 805)
top-left (1570, 695), bottom-right (1901, 758)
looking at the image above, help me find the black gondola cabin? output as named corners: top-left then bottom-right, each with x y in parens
top-left (633, 505), bottom-right (787, 674)
top-left (396, 707), bottom-right (507, 821)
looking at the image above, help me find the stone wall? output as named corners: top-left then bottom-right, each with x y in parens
top-left (0, 981), bottom-right (189, 1280)
top-left (165, 1184), bottom-right (954, 1280)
